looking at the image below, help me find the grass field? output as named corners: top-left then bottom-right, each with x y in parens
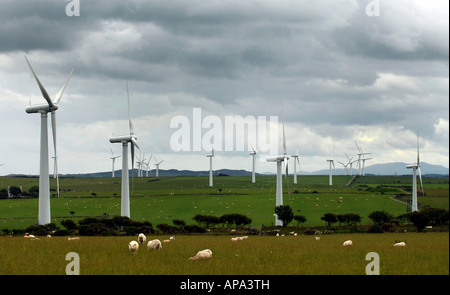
top-left (0, 233), bottom-right (448, 275)
top-left (0, 175), bottom-right (448, 230)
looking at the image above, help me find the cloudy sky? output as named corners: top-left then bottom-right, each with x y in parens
top-left (0, 0), bottom-right (448, 176)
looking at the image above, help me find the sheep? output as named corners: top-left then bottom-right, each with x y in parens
top-left (138, 233), bottom-right (146, 244)
top-left (189, 249), bottom-right (213, 261)
top-left (129, 240), bottom-right (139, 254)
top-left (68, 237), bottom-right (80, 240)
top-left (24, 234), bottom-right (35, 238)
top-left (169, 236), bottom-right (175, 240)
top-left (162, 239), bottom-right (171, 243)
top-left (315, 236), bottom-right (320, 241)
top-left (343, 240), bottom-right (353, 246)
top-left (147, 239), bottom-right (162, 250)
top-left (393, 242), bottom-right (406, 247)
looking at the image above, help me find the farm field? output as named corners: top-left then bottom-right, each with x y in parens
top-left (0, 233), bottom-right (448, 275)
top-left (0, 175), bottom-right (448, 230)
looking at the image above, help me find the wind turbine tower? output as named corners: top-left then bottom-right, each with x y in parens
top-left (326, 144), bottom-right (335, 186)
top-left (109, 81), bottom-right (140, 218)
top-left (406, 133), bottom-right (424, 212)
top-left (266, 122), bottom-right (289, 226)
top-left (154, 157), bottom-right (164, 177)
top-left (206, 149), bottom-right (215, 186)
top-left (110, 147), bottom-right (121, 178)
top-left (249, 145), bottom-right (258, 183)
top-left (24, 56), bottom-right (73, 224)
top-left (291, 150), bottom-right (300, 184)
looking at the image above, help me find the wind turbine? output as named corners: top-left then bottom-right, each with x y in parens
top-left (345, 153), bottom-right (357, 176)
top-left (145, 154), bottom-right (153, 177)
top-left (291, 149), bottom-right (301, 184)
top-left (266, 121), bottom-right (289, 226)
top-left (24, 56), bottom-right (73, 224)
top-left (154, 156), bottom-right (164, 177)
top-left (109, 81), bottom-right (140, 218)
top-left (406, 132), bottom-right (424, 212)
top-left (326, 144), bottom-right (335, 186)
top-left (206, 149), bottom-right (215, 186)
top-left (355, 141), bottom-right (371, 176)
top-left (249, 144), bottom-right (258, 183)
top-left (109, 147), bottom-right (121, 178)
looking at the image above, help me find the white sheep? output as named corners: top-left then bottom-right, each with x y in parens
top-left (68, 236), bottom-right (80, 240)
top-left (169, 236), bottom-right (175, 240)
top-left (162, 239), bottom-right (171, 243)
top-left (129, 240), bottom-right (139, 254)
top-left (24, 234), bottom-right (35, 238)
top-left (189, 249), bottom-right (213, 261)
top-left (343, 240), bottom-right (353, 246)
top-left (147, 239), bottom-right (162, 250)
top-left (138, 233), bottom-right (146, 244)
top-left (393, 242), bottom-right (406, 247)
top-left (315, 236), bottom-right (320, 241)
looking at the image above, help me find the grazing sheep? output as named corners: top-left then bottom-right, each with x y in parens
top-left (393, 242), bottom-right (406, 247)
top-left (315, 236), bottom-right (320, 241)
top-left (169, 236), bottom-right (175, 240)
top-left (231, 237), bottom-right (238, 242)
top-left (68, 237), bottom-right (80, 240)
top-left (147, 239), bottom-right (162, 250)
top-left (129, 240), bottom-right (139, 254)
top-left (24, 234), bottom-right (35, 238)
top-left (162, 239), bottom-right (171, 243)
top-left (189, 249), bottom-right (213, 261)
top-left (343, 240), bottom-right (353, 246)
top-left (138, 233), bottom-right (146, 244)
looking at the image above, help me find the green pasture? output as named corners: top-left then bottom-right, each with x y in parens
top-left (0, 175), bottom-right (448, 230)
top-left (0, 233), bottom-right (448, 275)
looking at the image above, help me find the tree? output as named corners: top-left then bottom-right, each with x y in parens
top-left (368, 211), bottom-right (393, 226)
top-left (404, 211), bottom-right (429, 232)
top-left (321, 213), bottom-right (337, 227)
top-left (422, 208), bottom-right (449, 230)
top-left (344, 213), bottom-right (361, 226)
top-left (293, 215), bottom-right (307, 226)
top-left (275, 205), bottom-right (294, 227)
top-left (61, 219), bottom-right (77, 230)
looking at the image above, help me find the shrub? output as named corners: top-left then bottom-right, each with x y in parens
top-left (274, 205), bottom-right (294, 227)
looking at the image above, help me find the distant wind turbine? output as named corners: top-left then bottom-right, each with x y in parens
top-left (109, 147), bottom-right (121, 178)
top-left (291, 149), bottom-right (301, 184)
top-left (406, 132), bottom-right (424, 212)
top-left (24, 56), bottom-right (73, 224)
top-left (326, 144), bottom-right (335, 186)
top-left (206, 149), bottom-right (215, 186)
top-left (249, 144), bottom-right (258, 183)
top-left (154, 156), bottom-right (164, 177)
top-left (109, 81), bottom-right (140, 218)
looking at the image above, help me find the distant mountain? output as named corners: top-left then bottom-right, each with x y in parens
top-left (6, 162), bottom-right (448, 178)
top-left (305, 162), bottom-right (449, 176)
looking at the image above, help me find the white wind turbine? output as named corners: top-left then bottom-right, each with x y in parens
top-left (291, 149), bottom-right (301, 184)
top-left (206, 149), bottom-right (215, 187)
top-left (109, 81), bottom-right (140, 218)
top-left (109, 147), bottom-right (121, 178)
top-left (154, 156), bottom-right (164, 177)
top-left (406, 132), bottom-right (424, 212)
top-left (355, 141), bottom-right (371, 176)
top-left (266, 121), bottom-right (289, 226)
top-left (345, 153), bottom-right (357, 176)
top-left (145, 154), bottom-right (153, 177)
top-left (326, 144), bottom-right (335, 186)
top-left (249, 144), bottom-right (258, 183)
top-left (24, 56), bottom-right (73, 224)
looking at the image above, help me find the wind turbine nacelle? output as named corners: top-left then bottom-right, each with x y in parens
top-left (26, 104), bottom-right (58, 113)
top-left (266, 155), bottom-right (288, 162)
top-left (110, 135), bottom-right (135, 143)
top-left (406, 164), bottom-right (419, 169)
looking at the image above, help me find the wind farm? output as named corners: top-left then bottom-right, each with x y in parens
top-left (0, 1), bottom-right (448, 278)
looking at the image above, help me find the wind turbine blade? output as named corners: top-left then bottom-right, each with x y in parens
top-left (131, 137), bottom-right (139, 150)
top-left (126, 80), bottom-right (134, 135)
top-left (416, 131), bottom-right (420, 165)
top-left (282, 121), bottom-right (286, 155)
top-left (418, 167), bottom-right (424, 196)
top-left (25, 56), bottom-right (54, 108)
top-left (54, 68), bottom-right (74, 104)
top-left (51, 111), bottom-right (60, 198)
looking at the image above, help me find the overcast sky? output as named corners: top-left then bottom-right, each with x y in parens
top-left (0, 0), bottom-right (448, 176)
